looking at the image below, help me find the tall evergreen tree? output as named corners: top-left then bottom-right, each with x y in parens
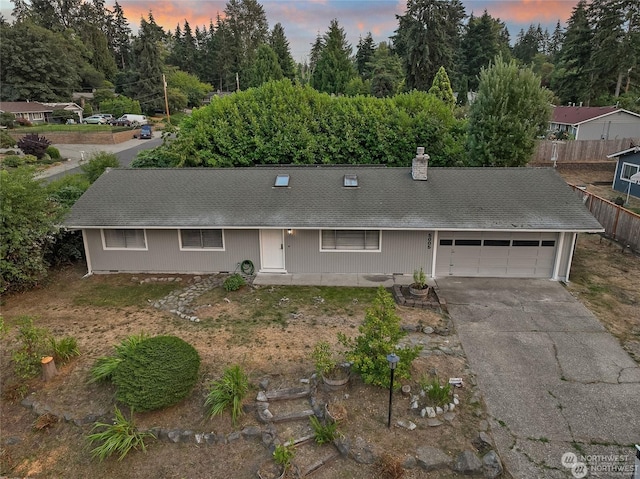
top-left (247, 44), bottom-right (283, 87)
top-left (468, 56), bottom-right (553, 167)
top-left (513, 24), bottom-right (544, 64)
top-left (369, 42), bottom-right (404, 97)
top-left (108, 1), bottom-right (132, 70)
top-left (548, 21), bottom-right (564, 62)
top-left (308, 33), bottom-right (324, 75)
top-left (393, 0), bottom-right (466, 91)
top-left (552, 0), bottom-right (592, 104)
top-left (355, 32), bottom-right (376, 79)
top-left (224, 0), bottom-right (269, 89)
top-left (588, 0), bottom-right (640, 98)
top-left (311, 19), bottom-right (356, 94)
top-left (269, 23), bottom-right (296, 80)
top-left (132, 16), bottom-right (165, 113)
top-left (460, 10), bottom-right (510, 90)
top-left (213, 15), bottom-right (236, 91)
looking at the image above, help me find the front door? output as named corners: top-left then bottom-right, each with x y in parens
top-left (260, 229), bottom-right (286, 272)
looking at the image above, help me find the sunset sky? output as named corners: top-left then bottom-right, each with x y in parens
top-left (0, 0), bottom-right (580, 61)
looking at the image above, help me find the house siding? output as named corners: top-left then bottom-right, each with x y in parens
top-left (612, 153), bottom-right (640, 199)
top-left (555, 232), bottom-right (576, 281)
top-left (85, 228), bottom-right (260, 273)
top-left (284, 229), bottom-right (432, 274)
top-left (577, 112), bottom-right (640, 140)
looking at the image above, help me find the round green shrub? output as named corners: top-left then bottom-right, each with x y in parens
top-left (2, 155), bottom-right (25, 168)
top-left (0, 131), bottom-right (17, 147)
top-left (112, 335), bottom-right (200, 412)
top-left (46, 146), bottom-right (61, 160)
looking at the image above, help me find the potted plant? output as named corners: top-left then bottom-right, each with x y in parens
top-left (409, 267), bottom-right (430, 297)
top-left (257, 442), bottom-right (295, 479)
top-left (311, 341), bottom-right (350, 386)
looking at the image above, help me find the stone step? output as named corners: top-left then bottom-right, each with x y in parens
top-left (256, 387), bottom-right (311, 402)
top-left (292, 442), bottom-right (340, 478)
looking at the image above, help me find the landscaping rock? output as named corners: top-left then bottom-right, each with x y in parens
top-left (443, 412), bottom-right (456, 422)
top-left (167, 430), bottom-right (181, 443)
top-left (351, 437), bottom-right (375, 464)
top-left (333, 436), bottom-right (350, 456)
top-left (239, 426), bottom-right (260, 439)
top-left (453, 450), bottom-right (483, 475)
top-left (482, 450), bottom-right (503, 479)
top-left (426, 418), bottom-right (443, 427)
top-left (227, 431), bottom-right (242, 443)
top-left (415, 445), bottom-right (452, 471)
top-left (204, 433), bottom-right (216, 445)
top-left (180, 430), bottom-right (194, 443)
top-left (478, 420), bottom-right (489, 432)
top-left (426, 407), bottom-right (436, 418)
top-left (402, 455), bottom-right (417, 469)
top-left (396, 419), bottom-right (416, 430)
top-left (474, 432), bottom-right (493, 450)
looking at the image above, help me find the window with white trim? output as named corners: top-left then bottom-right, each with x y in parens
top-left (102, 229), bottom-right (147, 249)
top-left (621, 162), bottom-right (639, 181)
top-left (321, 230), bottom-right (380, 251)
top-left (180, 229), bottom-right (224, 250)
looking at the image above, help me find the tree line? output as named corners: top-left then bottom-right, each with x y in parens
top-left (1, 0), bottom-right (638, 112)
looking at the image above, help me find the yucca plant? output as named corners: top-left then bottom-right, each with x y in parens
top-left (420, 375), bottom-right (452, 407)
top-left (50, 337), bottom-right (80, 363)
top-left (87, 406), bottom-right (155, 461)
top-left (88, 333), bottom-right (146, 383)
top-left (309, 415), bottom-right (338, 445)
top-left (205, 365), bottom-right (250, 426)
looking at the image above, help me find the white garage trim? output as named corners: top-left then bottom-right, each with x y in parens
top-left (435, 232), bottom-right (559, 278)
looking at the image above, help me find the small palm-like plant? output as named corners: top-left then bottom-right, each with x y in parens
top-left (420, 375), bottom-right (452, 407)
top-left (273, 442), bottom-right (295, 470)
top-left (87, 406), bottom-right (155, 461)
top-left (205, 365), bottom-right (250, 426)
top-left (309, 415), bottom-right (338, 445)
top-left (88, 333), bottom-right (146, 383)
top-left (50, 337), bottom-right (80, 363)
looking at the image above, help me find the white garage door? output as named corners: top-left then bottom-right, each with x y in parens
top-left (435, 232), bottom-right (558, 278)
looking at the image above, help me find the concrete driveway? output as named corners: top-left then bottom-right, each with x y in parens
top-left (436, 278), bottom-right (640, 479)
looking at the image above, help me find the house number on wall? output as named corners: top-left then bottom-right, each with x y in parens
top-left (427, 233), bottom-right (432, 249)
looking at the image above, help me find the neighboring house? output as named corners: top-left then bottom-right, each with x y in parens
top-left (42, 102), bottom-right (84, 122)
top-left (0, 101), bottom-right (52, 124)
top-left (64, 150), bottom-right (603, 281)
top-left (607, 146), bottom-right (640, 199)
top-left (549, 106), bottom-right (640, 140)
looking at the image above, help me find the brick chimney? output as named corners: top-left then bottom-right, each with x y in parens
top-left (412, 147), bottom-right (429, 181)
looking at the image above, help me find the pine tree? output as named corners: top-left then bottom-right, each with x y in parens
top-left (355, 32), bottom-right (375, 79)
top-left (224, 0), bottom-right (269, 89)
top-left (369, 42), bottom-right (404, 97)
top-left (311, 19), bottom-right (355, 94)
top-left (393, 0), bottom-right (466, 91)
top-left (468, 56), bottom-right (553, 167)
top-left (548, 21), bottom-right (564, 62)
top-left (460, 10), bottom-right (511, 90)
top-left (552, 0), bottom-right (592, 104)
top-left (133, 16), bottom-right (165, 114)
top-left (109, 1), bottom-right (132, 70)
top-left (269, 23), bottom-right (296, 80)
top-left (247, 44), bottom-right (283, 87)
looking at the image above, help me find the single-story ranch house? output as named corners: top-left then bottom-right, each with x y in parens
top-left (608, 146), bottom-right (640, 199)
top-left (549, 106), bottom-right (640, 140)
top-left (63, 150), bottom-right (603, 281)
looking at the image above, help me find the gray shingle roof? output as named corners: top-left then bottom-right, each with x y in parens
top-left (63, 166), bottom-right (603, 232)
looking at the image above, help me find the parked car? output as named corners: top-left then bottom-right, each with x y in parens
top-left (139, 125), bottom-right (152, 139)
top-left (111, 114), bottom-right (148, 127)
top-left (83, 115), bottom-right (108, 124)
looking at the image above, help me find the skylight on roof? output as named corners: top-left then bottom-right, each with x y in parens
top-left (274, 174), bottom-right (290, 187)
top-left (344, 175), bottom-right (358, 187)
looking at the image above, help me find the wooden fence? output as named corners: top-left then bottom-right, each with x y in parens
top-left (571, 185), bottom-right (640, 252)
top-left (531, 138), bottom-right (640, 164)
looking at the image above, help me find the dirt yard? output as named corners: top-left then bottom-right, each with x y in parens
top-left (2, 169), bottom-right (637, 479)
top-left (1, 268), bottom-right (486, 479)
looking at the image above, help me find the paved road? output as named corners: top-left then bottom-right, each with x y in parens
top-left (436, 278), bottom-right (640, 479)
top-left (40, 133), bottom-right (163, 181)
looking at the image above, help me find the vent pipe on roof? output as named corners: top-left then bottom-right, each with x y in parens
top-left (412, 147), bottom-right (429, 181)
